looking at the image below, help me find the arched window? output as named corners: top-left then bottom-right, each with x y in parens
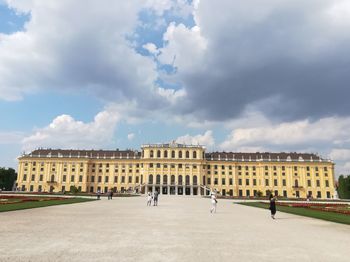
top-left (186, 151), bottom-right (190, 158)
top-left (193, 176), bottom-right (198, 185)
top-left (163, 175), bottom-right (168, 184)
top-left (157, 150), bottom-right (161, 158)
top-left (179, 151), bottom-right (182, 158)
top-left (295, 179), bottom-right (299, 187)
top-left (171, 150), bottom-right (175, 158)
top-left (150, 150), bottom-right (154, 158)
top-left (186, 175), bottom-right (190, 185)
top-left (178, 175), bottom-right (183, 185)
top-left (156, 175), bottom-right (161, 184)
top-left (148, 174), bottom-right (153, 184)
top-left (193, 151), bottom-right (197, 159)
top-left (171, 175), bottom-right (175, 185)
top-left (164, 150), bottom-right (168, 158)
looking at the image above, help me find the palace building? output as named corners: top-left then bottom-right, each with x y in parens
top-left (16, 142), bottom-right (336, 199)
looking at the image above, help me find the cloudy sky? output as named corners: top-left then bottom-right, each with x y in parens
top-left (0, 0), bottom-right (350, 177)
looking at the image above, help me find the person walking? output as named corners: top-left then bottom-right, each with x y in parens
top-left (153, 190), bottom-right (159, 206)
top-left (110, 190), bottom-right (113, 200)
top-left (269, 193), bottom-right (277, 219)
top-left (147, 192), bottom-right (152, 206)
top-left (210, 191), bottom-right (217, 213)
top-left (97, 190), bottom-right (101, 200)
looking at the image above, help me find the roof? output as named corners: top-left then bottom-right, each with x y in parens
top-left (205, 152), bottom-right (331, 162)
top-left (20, 149), bottom-right (141, 159)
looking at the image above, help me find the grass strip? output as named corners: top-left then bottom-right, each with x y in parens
top-left (239, 202), bottom-right (350, 225)
top-left (0, 198), bottom-right (95, 213)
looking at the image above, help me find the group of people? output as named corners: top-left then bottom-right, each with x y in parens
top-left (96, 189), bottom-right (114, 200)
top-left (146, 191), bottom-right (159, 206)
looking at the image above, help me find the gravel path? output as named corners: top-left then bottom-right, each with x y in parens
top-left (1, 196), bottom-right (349, 262)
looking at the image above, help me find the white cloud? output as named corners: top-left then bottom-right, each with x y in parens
top-left (22, 110), bottom-right (121, 152)
top-left (142, 43), bottom-right (160, 55)
top-left (158, 23), bottom-right (207, 71)
top-left (0, 0), bottom-right (162, 105)
top-left (127, 133), bottom-right (135, 141)
top-left (176, 130), bottom-right (214, 147)
top-left (220, 117), bottom-right (350, 149)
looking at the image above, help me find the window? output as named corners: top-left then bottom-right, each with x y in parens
top-left (149, 163), bottom-right (153, 168)
top-left (163, 175), bottom-right (168, 184)
top-left (222, 178), bottom-right (226, 185)
top-left (150, 150), bottom-right (154, 158)
top-left (40, 174), bottom-right (43, 181)
top-left (324, 167), bottom-right (328, 172)
top-left (253, 179), bottom-right (256, 186)
top-left (157, 150), bottom-right (161, 158)
top-left (91, 176), bottom-right (95, 182)
top-left (274, 179), bottom-right (277, 186)
top-left (63, 175), bottom-right (66, 182)
top-left (282, 166), bottom-right (285, 171)
top-left (98, 176), bottom-right (102, 183)
top-left (246, 179), bottom-right (249, 186)
top-left (214, 178), bottom-right (218, 185)
top-left (114, 176), bottom-right (118, 183)
top-left (156, 175), bottom-right (161, 184)
top-left (179, 164), bottom-right (182, 169)
top-left (193, 176), bottom-right (198, 185)
top-left (186, 151), bottom-right (190, 158)
top-left (222, 165), bottom-right (226, 170)
top-left (148, 175), bottom-right (153, 184)
top-left (265, 179), bottom-right (269, 186)
top-left (229, 178), bottom-right (233, 185)
top-left (273, 166), bottom-right (277, 171)
top-left (193, 151), bottom-right (197, 159)
top-left (128, 176), bottom-right (132, 183)
top-left (105, 176), bottom-right (109, 183)
top-left (79, 175), bottom-right (83, 182)
top-left (31, 174), bottom-right (35, 181)
top-left (171, 150), bottom-right (175, 158)
top-left (238, 166), bottom-right (242, 170)
top-left (317, 191), bottom-right (321, 198)
top-left (207, 178), bottom-right (211, 185)
top-left (178, 151), bottom-right (182, 158)
top-left (325, 180), bottom-right (329, 187)
top-left (164, 150), bottom-right (168, 158)
top-left (238, 179), bottom-right (242, 185)
top-left (282, 179), bottom-right (286, 186)
top-left (265, 166), bottom-right (268, 171)
top-left (306, 166), bottom-right (310, 171)
top-left (245, 166), bottom-right (249, 171)
top-left (316, 180), bottom-right (320, 187)
top-left (121, 176), bottom-right (125, 183)
top-left (71, 175), bottom-right (75, 182)
top-left (178, 175), bottom-right (183, 185)
top-left (136, 176), bottom-right (139, 183)
top-left (156, 163), bottom-right (161, 168)
top-left (294, 166), bottom-right (297, 171)
top-left (307, 180), bottom-right (311, 187)
top-left (186, 175), bottom-right (190, 185)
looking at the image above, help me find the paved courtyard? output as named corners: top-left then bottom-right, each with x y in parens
top-left (0, 196), bottom-right (349, 262)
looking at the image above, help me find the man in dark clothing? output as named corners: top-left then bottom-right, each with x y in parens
top-left (153, 190), bottom-right (159, 206)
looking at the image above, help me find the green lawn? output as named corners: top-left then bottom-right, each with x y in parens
top-left (239, 202), bottom-right (350, 225)
top-left (0, 198), bottom-right (95, 212)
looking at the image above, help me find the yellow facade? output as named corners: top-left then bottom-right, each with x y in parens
top-left (16, 143), bottom-right (336, 199)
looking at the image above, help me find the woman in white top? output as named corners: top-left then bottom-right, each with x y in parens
top-left (210, 192), bottom-right (217, 213)
top-left (147, 192), bottom-right (152, 206)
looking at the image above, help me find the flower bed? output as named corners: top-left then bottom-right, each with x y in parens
top-left (0, 195), bottom-right (67, 205)
top-left (275, 202), bottom-right (350, 215)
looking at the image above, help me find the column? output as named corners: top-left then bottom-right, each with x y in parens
top-left (145, 185), bottom-right (148, 194)
top-left (175, 186), bottom-right (178, 195)
top-left (152, 185), bottom-right (155, 193)
top-left (160, 186), bottom-right (163, 195)
top-left (168, 185), bottom-right (170, 195)
top-left (190, 186), bottom-right (193, 195)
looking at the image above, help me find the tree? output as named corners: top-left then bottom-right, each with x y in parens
top-left (337, 175), bottom-right (350, 199)
top-left (0, 167), bottom-right (17, 191)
